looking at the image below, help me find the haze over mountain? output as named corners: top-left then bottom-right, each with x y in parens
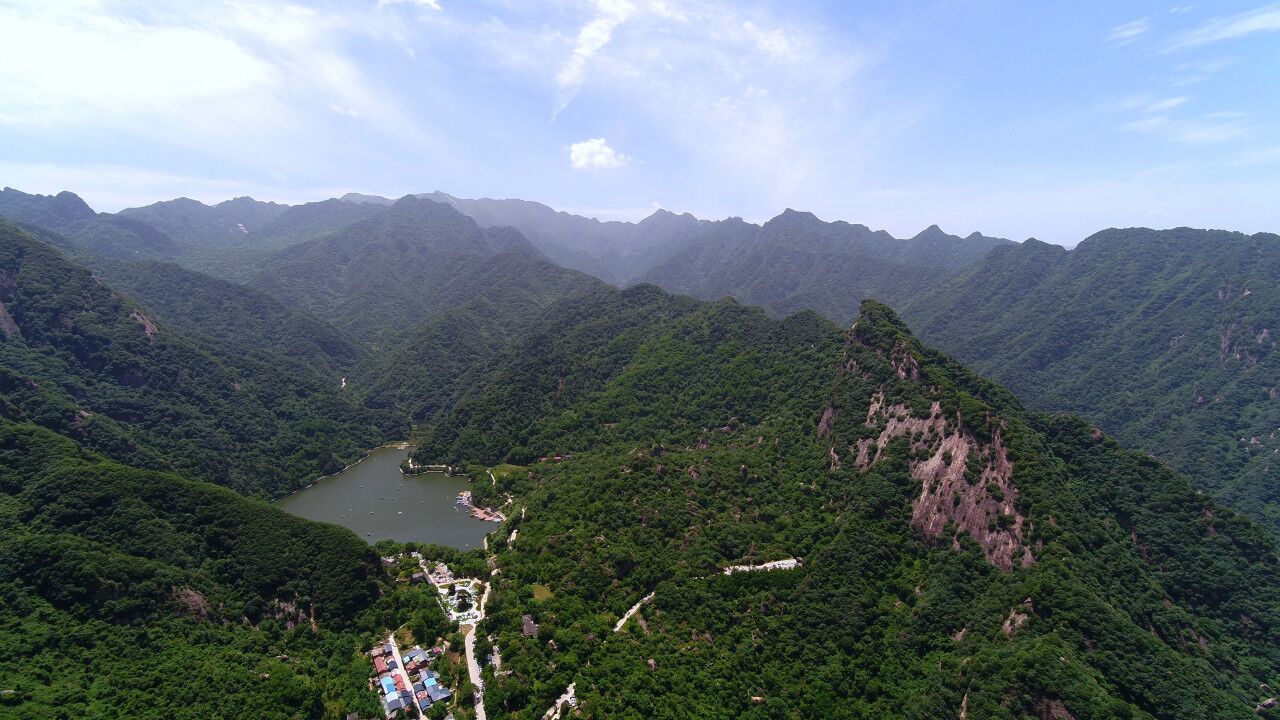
top-left (337, 191), bottom-right (1010, 309)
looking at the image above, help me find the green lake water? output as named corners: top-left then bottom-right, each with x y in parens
top-left (275, 446), bottom-right (493, 549)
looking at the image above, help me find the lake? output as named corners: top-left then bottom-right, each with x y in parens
top-left (275, 446), bottom-right (493, 549)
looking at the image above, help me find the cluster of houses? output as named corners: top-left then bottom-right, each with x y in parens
top-left (370, 642), bottom-right (451, 717)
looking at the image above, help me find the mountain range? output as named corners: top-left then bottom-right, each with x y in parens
top-left (1, 183), bottom-right (1278, 719)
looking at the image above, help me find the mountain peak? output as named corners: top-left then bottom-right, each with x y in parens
top-left (911, 223), bottom-right (950, 241)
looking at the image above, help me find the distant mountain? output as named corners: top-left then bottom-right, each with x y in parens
top-left (340, 191), bottom-right (710, 284)
top-left (90, 258), bottom-right (367, 377)
top-left (118, 195), bottom-right (288, 247)
top-left (249, 196), bottom-right (547, 338)
top-left (256, 197), bottom-right (386, 245)
top-left (0, 187), bottom-right (181, 260)
top-left (336, 192), bottom-right (1010, 297)
top-left (901, 227), bottom-right (1280, 533)
top-left (0, 186), bottom-right (96, 228)
top-left (355, 251), bottom-right (603, 422)
top-left (413, 288), bottom-right (1280, 718)
top-left (0, 219), bottom-right (399, 496)
top-left (639, 209), bottom-right (1012, 322)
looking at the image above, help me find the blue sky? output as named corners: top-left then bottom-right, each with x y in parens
top-left (2, 0), bottom-right (1278, 245)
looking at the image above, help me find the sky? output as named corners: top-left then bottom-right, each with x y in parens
top-left (2, 0), bottom-right (1279, 245)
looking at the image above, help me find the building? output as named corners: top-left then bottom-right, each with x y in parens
top-left (522, 614), bottom-right (539, 637)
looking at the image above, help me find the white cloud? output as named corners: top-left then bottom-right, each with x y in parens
top-left (0, 0), bottom-right (435, 164)
top-left (569, 138), bottom-right (629, 169)
top-left (740, 20), bottom-right (793, 59)
top-left (1166, 3), bottom-right (1280, 49)
top-left (1107, 18), bottom-right (1150, 44)
top-left (0, 4), bottom-right (275, 125)
top-left (556, 0), bottom-right (636, 107)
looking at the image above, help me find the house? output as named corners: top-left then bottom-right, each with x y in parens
top-left (426, 684), bottom-right (453, 702)
top-left (373, 657), bottom-right (388, 674)
top-left (385, 696), bottom-right (406, 713)
top-left (379, 676), bottom-right (396, 695)
top-left (522, 614), bottom-right (539, 637)
top-left (411, 572), bottom-right (427, 584)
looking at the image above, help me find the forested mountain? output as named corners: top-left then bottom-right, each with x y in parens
top-left (900, 228), bottom-right (1280, 533)
top-left (410, 292), bottom-right (1280, 719)
top-left (0, 418), bottom-right (397, 719)
top-left (355, 251), bottom-right (602, 422)
top-left (118, 195), bottom-right (288, 248)
top-left (639, 210), bottom-right (1011, 323)
top-left (249, 196), bottom-right (553, 339)
top-left (0, 220), bottom-right (399, 496)
top-left (89, 258), bottom-right (368, 378)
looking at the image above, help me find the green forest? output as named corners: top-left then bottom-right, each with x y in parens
top-left (2, 185), bottom-right (1279, 720)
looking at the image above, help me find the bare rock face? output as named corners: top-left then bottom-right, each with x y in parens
top-left (854, 391), bottom-right (1031, 570)
top-left (0, 300), bottom-right (17, 338)
top-left (130, 310), bottom-right (158, 340)
top-left (826, 301), bottom-right (1034, 570)
top-left (172, 587), bottom-right (211, 619)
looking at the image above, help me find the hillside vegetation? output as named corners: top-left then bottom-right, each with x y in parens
top-left (0, 419), bottom-right (388, 719)
top-left (415, 290), bottom-right (1279, 719)
top-left (0, 221), bottom-right (399, 497)
top-left (901, 228), bottom-right (1280, 532)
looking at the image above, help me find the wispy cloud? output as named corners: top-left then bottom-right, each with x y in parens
top-left (1146, 96), bottom-right (1189, 112)
top-left (1107, 18), bottom-right (1150, 45)
top-left (1165, 3), bottom-right (1280, 49)
top-left (1125, 111), bottom-right (1250, 143)
top-left (1169, 56), bottom-right (1236, 85)
top-left (556, 0), bottom-right (636, 110)
top-left (569, 138), bottom-right (630, 169)
top-left (379, 0), bottom-right (442, 9)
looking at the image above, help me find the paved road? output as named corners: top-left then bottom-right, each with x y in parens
top-left (462, 578), bottom-right (493, 720)
top-left (613, 592), bottom-right (655, 632)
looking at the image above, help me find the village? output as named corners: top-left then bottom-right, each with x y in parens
top-left (368, 638), bottom-right (452, 718)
